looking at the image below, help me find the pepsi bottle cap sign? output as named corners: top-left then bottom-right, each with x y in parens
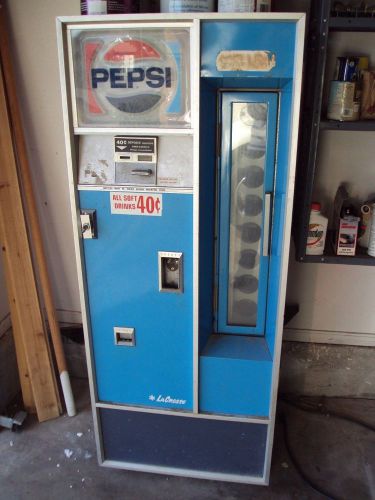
top-left (71, 28), bottom-right (191, 128)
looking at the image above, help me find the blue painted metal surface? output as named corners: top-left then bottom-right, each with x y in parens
top-left (217, 92), bottom-right (278, 336)
top-left (199, 335), bottom-right (272, 416)
top-left (198, 25), bottom-right (297, 419)
top-left (201, 21), bottom-right (296, 79)
top-left (78, 18), bottom-right (298, 428)
top-left (80, 190), bottom-right (194, 410)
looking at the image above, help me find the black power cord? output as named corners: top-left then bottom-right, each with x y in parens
top-left (280, 395), bottom-right (375, 432)
top-left (278, 411), bottom-right (340, 500)
top-left (277, 395), bottom-right (375, 500)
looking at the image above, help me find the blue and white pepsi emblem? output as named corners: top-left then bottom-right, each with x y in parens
top-left (84, 38), bottom-right (178, 116)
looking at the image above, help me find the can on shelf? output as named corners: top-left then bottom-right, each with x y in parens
top-left (333, 56), bottom-right (359, 82)
top-left (160, 0), bottom-right (214, 11)
top-left (218, 0), bottom-right (255, 12)
top-left (327, 81), bottom-right (358, 121)
top-left (81, 0), bottom-right (138, 14)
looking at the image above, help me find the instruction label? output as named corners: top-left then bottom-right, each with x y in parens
top-left (114, 137), bottom-right (156, 154)
top-left (110, 192), bottom-right (162, 216)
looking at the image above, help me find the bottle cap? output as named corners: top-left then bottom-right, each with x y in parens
top-left (311, 202), bottom-right (321, 211)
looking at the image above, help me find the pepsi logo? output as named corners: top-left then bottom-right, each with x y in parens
top-left (84, 38), bottom-right (177, 116)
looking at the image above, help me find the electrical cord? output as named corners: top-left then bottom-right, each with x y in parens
top-left (280, 395), bottom-right (375, 432)
top-left (278, 411), bottom-right (341, 500)
top-left (277, 395), bottom-right (375, 500)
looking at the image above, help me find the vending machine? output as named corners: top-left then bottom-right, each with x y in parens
top-left (57, 13), bottom-right (304, 484)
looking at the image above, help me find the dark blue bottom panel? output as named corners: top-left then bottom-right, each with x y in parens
top-left (100, 408), bottom-right (267, 478)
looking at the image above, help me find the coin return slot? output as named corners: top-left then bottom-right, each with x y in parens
top-left (114, 327), bottom-right (135, 347)
top-left (158, 252), bottom-right (183, 293)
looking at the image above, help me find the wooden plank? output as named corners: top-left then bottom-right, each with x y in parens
top-left (0, 2), bottom-right (73, 416)
top-left (0, 0), bottom-right (35, 414)
top-left (0, 214), bottom-right (35, 411)
top-left (0, 57), bottom-right (60, 422)
top-left (5, 293), bottom-right (36, 413)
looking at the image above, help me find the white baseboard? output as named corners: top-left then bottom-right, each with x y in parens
top-left (0, 314), bottom-right (11, 338)
top-left (283, 327), bottom-right (375, 347)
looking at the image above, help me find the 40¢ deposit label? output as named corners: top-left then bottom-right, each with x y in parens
top-left (110, 192), bottom-right (162, 216)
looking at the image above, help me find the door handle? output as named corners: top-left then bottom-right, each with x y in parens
top-left (263, 193), bottom-right (272, 257)
top-left (131, 169), bottom-right (153, 176)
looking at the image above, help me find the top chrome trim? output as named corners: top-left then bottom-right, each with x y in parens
top-left (67, 21), bottom-right (195, 30)
top-left (74, 127), bottom-right (194, 136)
top-left (58, 13), bottom-right (305, 25)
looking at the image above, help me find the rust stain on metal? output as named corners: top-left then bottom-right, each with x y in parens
top-left (216, 50), bottom-right (276, 72)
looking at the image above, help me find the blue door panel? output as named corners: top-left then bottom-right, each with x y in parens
top-left (79, 190), bottom-right (193, 411)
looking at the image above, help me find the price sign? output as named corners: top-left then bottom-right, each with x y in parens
top-left (110, 192), bottom-right (162, 216)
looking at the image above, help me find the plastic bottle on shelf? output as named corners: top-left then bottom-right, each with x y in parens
top-left (81, 0), bottom-right (139, 14)
top-left (367, 204), bottom-right (375, 257)
top-left (358, 203), bottom-right (372, 248)
top-left (306, 202), bottom-right (328, 256)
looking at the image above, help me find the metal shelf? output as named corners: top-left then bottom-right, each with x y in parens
top-left (293, 0), bottom-right (331, 263)
top-left (293, 0), bottom-right (375, 266)
top-left (299, 246), bottom-right (375, 266)
top-left (320, 120), bottom-right (375, 131)
top-left (329, 16), bottom-right (375, 32)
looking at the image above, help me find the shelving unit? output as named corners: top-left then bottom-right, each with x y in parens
top-left (319, 120), bottom-right (375, 131)
top-left (293, 0), bottom-right (375, 265)
top-left (329, 16), bottom-right (375, 32)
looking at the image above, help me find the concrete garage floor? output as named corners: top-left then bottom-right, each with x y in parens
top-left (0, 380), bottom-right (374, 500)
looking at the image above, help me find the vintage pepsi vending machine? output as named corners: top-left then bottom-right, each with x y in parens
top-left (57, 12), bottom-right (304, 484)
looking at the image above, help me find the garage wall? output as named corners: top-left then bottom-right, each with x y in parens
top-left (6, 0), bottom-right (375, 345)
top-left (285, 245), bottom-right (375, 346)
top-left (7, 0), bottom-right (81, 325)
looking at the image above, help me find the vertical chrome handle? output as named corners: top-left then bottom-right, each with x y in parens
top-left (263, 193), bottom-right (272, 257)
